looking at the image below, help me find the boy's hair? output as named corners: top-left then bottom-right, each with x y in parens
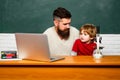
top-left (80, 23), bottom-right (97, 41)
top-left (53, 7), bottom-right (71, 20)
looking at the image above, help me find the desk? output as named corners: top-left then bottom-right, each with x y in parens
top-left (0, 56), bottom-right (120, 80)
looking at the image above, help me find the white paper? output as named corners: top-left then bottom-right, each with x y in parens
top-left (0, 33), bottom-right (17, 51)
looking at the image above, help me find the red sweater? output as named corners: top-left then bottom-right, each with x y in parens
top-left (72, 39), bottom-right (96, 56)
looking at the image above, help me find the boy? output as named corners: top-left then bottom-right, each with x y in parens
top-left (71, 24), bottom-right (97, 56)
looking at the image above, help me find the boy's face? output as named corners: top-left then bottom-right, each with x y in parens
top-left (80, 30), bottom-right (93, 43)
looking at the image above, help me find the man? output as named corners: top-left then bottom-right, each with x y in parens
top-left (43, 7), bottom-right (79, 56)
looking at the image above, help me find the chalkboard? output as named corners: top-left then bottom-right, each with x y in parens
top-left (0, 0), bottom-right (120, 33)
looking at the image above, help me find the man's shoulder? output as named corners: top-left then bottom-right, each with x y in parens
top-left (43, 27), bottom-right (54, 34)
top-left (70, 26), bottom-right (79, 31)
top-left (45, 26), bottom-right (54, 31)
top-left (70, 26), bottom-right (79, 35)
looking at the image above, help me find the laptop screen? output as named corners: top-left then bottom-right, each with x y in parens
top-left (15, 33), bottom-right (51, 62)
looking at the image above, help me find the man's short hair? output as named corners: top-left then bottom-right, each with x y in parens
top-left (53, 7), bottom-right (72, 20)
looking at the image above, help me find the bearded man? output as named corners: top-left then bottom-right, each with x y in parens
top-left (43, 7), bottom-right (79, 56)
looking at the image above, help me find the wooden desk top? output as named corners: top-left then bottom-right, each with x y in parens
top-left (0, 56), bottom-right (120, 67)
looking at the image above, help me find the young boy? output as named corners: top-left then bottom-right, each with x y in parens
top-left (71, 24), bottom-right (97, 56)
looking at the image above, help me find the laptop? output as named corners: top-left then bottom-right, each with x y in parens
top-left (15, 33), bottom-right (64, 62)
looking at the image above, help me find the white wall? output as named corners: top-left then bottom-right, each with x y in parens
top-left (100, 34), bottom-right (120, 55)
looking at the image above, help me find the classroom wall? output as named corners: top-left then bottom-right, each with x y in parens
top-left (101, 34), bottom-right (120, 55)
top-left (0, 0), bottom-right (120, 33)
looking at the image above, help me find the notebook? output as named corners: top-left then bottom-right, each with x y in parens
top-left (15, 33), bottom-right (64, 62)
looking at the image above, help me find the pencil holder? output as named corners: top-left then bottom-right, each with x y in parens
top-left (93, 49), bottom-right (103, 59)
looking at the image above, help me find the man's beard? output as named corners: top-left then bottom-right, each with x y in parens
top-left (57, 28), bottom-right (70, 40)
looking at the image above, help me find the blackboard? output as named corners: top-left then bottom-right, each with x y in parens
top-left (0, 0), bottom-right (120, 33)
